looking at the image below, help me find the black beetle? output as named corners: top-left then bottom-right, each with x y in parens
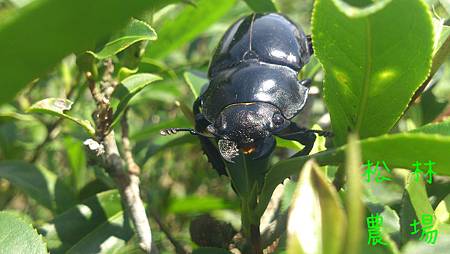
top-left (161, 13), bottom-right (330, 175)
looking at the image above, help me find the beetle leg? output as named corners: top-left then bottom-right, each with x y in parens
top-left (299, 78), bottom-right (311, 88)
top-left (276, 122), bottom-right (326, 157)
top-left (279, 130), bottom-right (316, 157)
top-left (193, 97), bottom-right (227, 176)
top-left (306, 34), bottom-right (314, 55)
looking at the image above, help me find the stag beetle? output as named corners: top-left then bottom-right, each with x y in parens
top-left (161, 13), bottom-right (330, 175)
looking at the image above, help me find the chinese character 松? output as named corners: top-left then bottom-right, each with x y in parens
top-left (362, 160), bottom-right (392, 183)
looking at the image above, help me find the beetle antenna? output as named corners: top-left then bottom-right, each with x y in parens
top-left (160, 128), bottom-right (212, 138)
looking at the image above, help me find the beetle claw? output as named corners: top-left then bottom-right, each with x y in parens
top-left (307, 129), bottom-right (334, 137)
top-left (317, 130), bottom-right (333, 137)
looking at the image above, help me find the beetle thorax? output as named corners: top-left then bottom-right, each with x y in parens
top-left (214, 102), bottom-right (279, 145)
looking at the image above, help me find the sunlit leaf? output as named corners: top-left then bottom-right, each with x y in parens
top-left (243, 0), bottom-right (278, 12)
top-left (257, 133), bottom-right (450, 217)
top-left (145, 0), bottom-right (236, 59)
top-left (287, 160), bottom-right (346, 254)
top-left (168, 196), bottom-right (237, 214)
top-left (27, 98), bottom-right (95, 136)
top-left (312, 0), bottom-right (434, 144)
top-left (88, 18), bottom-right (156, 59)
top-left (429, 23), bottom-right (450, 78)
top-left (410, 119), bottom-right (450, 135)
top-left (0, 0), bottom-right (161, 105)
top-left (0, 212), bottom-right (47, 254)
top-left (402, 235), bottom-right (450, 254)
top-left (183, 70), bottom-right (208, 98)
top-left (400, 173), bottom-right (437, 243)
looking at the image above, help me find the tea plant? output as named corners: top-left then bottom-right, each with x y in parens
top-left (0, 0), bottom-right (449, 254)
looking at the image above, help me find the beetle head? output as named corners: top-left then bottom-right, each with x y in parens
top-left (207, 102), bottom-right (289, 162)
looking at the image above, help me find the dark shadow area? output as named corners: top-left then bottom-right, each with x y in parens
top-left (38, 190), bottom-right (132, 253)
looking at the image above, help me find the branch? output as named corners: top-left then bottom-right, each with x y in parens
top-left (84, 61), bottom-right (154, 253)
top-left (120, 110), bottom-right (154, 253)
top-left (103, 131), bottom-right (153, 253)
top-left (121, 109), bottom-right (140, 175)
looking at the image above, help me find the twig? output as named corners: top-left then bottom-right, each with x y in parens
top-left (120, 110), bottom-right (153, 253)
top-left (149, 209), bottom-right (189, 254)
top-left (85, 61), bottom-right (154, 253)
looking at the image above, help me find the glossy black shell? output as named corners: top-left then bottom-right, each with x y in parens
top-left (202, 13), bottom-right (311, 122)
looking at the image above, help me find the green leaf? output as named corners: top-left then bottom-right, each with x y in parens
top-left (130, 117), bottom-right (190, 141)
top-left (141, 134), bottom-right (196, 165)
top-left (27, 98), bottom-right (95, 136)
top-left (287, 160), bottom-right (346, 254)
top-left (127, 80), bottom-right (183, 105)
top-left (400, 173), bottom-right (437, 243)
top-left (225, 153), bottom-right (271, 200)
top-left (63, 136), bottom-right (88, 192)
top-left (0, 161), bottom-right (76, 212)
top-left (88, 18), bottom-right (157, 59)
top-left (39, 190), bottom-right (131, 253)
top-left (419, 87), bottom-right (448, 124)
top-left (0, 212), bottom-right (47, 254)
top-left (439, 0), bottom-right (450, 13)
top-left (433, 21), bottom-right (449, 55)
top-left (145, 0), bottom-right (236, 59)
top-left (243, 0), bottom-right (278, 12)
top-left (192, 247), bottom-right (232, 254)
top-left (110, 73), bottom-right (162, 128)
top-left (168, 195), bottom-right (237, 214)
top-left (402, 235), bottom-right (450, 254)
top-left (225, 153), bottom-right (272, 236)
top-left (312, 0), bottom-right (434, 144)
top-left (0, 106), bottom-right (35, 122)
top-left (0, 0), bottom-right (161, 105)
top-left (256, 132), bottom-right (450, 217)
top-left (183, 70), bottom-right (208, 98)
top-left (410, 119), bottom-right (450, 135)
top-left (65, 211), bottom-right (131, 254)
top-left (429, 23), bottom-right (450, 77)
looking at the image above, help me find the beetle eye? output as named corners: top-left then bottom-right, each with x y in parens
top-left (272, 113), bottom-right (284, 126)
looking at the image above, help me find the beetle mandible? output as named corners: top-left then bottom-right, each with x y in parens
top-left (161, 13), bottom-right (330, 175)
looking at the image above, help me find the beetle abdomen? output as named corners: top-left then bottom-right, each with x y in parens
top-left (208, 13), bottom-right (310, 78)
top-left (203, 61), bottom-right (309, 121)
